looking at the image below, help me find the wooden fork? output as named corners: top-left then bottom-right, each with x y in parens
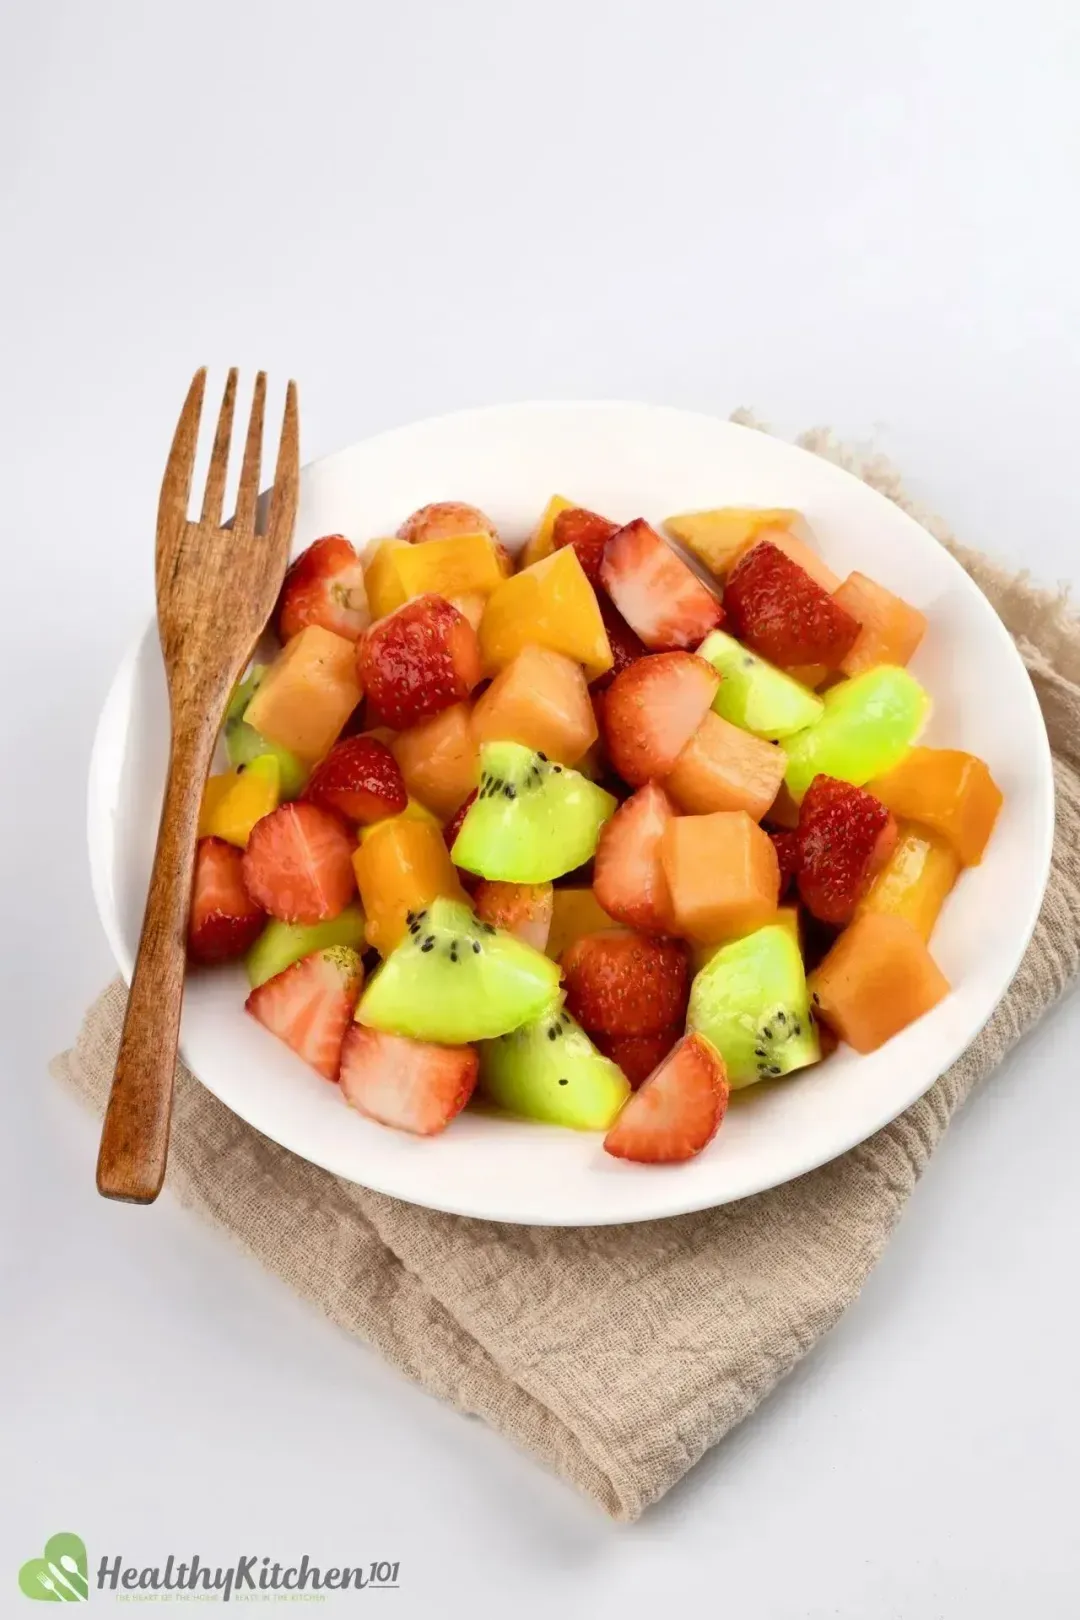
top-left (96, 368), bottom-right (299, 1204)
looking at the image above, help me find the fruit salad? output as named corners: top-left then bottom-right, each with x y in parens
top-left (188, 499), bottom-right (1003, 1166)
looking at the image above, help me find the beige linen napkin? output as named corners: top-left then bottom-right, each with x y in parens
top-left (54, 430), bottom-right (1080, 1521)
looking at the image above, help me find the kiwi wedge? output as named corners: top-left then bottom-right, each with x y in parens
top-left (452, 741), bottom-right (616, 883)
top-left (784, 666), bottom-right (929, 801)
top-left (479, 1005), bottom-right (631, 1130)
top-left (687, 923), bottom-right (819, 1088)
top-left (697, 629), bottom-right (824, 740)
top-left (245, 904), bottom-right (368, 989)
top-left (225, 666), bottom-right (308, 799)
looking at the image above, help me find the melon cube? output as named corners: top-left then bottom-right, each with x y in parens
top-left (393, 531), bottom-right (506, 602)
top-left (663, 711), bottom-right (787, 821)
top-left (479, 547), bottom-right (613, 681)
top-left (546, 887), bottom-right (618, 961)
top-left (363, 540), bottom-right (410, 620)
top-left (856, 823), bottom-right (960, 941)
top-left (868, 747), bottom-right (1002, 866)
top-left (834, 572), bottom-right (927, 677)
top-left (243, 626), bottom-right (362, 765)
top-left (808, 912), bottom-right (950, 1052)
top-left (352, 817), bottom-right (467, 954)
top-left (662, 507), bottom-right (799, 579)
top-left (390, 703), bottom-right (479, 821)
top-left (521, 494), bottom-right (575, 569)
top-left (661, 811), bottom-right (780, 944)
top-left (472, 645), bottom-right (597, 765)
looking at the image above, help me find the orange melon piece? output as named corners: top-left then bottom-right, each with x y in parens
top-left (363, 539), bottom-right (410, 619)
top-left (857, 823), bottom-right (960, 941)
top-left (390, 703), bottom-right (479, 820)
top-left (691, 901), bottom-right (800, 972)
top-left (661, 811), bottom-right (780, 944)
top-left (546, 887), bottom-right (618, 961)
top-left (358, 796), bottom-right (443, 842)
top-left (471, 645), bottom-right (597, 765)
top-left (784, 663), bottom-right (830, 690)
top-left (868, 747), bottom-right (1003, 866)
top-left (392, 531), bottom-right (507, 602)
top-left (521, 494), bottom-right (575, 569)
top-left (663, 711), bottom-right (786, 821)
top-left (834, 572), bottom-right (927, 677)
top-left (244, 626), bottom-right (362, 765)
top-left (662, 507), bottom-right (799, 579)
top-left (479, 547), bottom-right (612, 681)
top-left (352, 817), bottom-right (467, 954)
top-left (808, 913), bottom-right (949, 1053)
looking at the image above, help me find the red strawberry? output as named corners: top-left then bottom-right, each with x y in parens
top-left (305, 735), bottom-right (407, 825)
top-left (591, 597), bottom-right (648, 692)
top-left (796, 774), bottom-right (898, 925)
top-left (338, 1023), bottom-right (478, 1135)
top-left (724, 541), bottom-right (861, 669)
top-left (593, 1024), bottom-right (682, 1090)
top-left (601, 652), bottom-right (719, 787)
top-left (552, 506), bottom-right (619, 587)
top-left (769, 828), bottom-right (801, 899)
top-left (188, 837), bottom-right (265, 964)
top-left (561, 930), bottom-right (689, 1036)
top-left (358, 594), bottom-right (482, 730)
top-left (593, 783), bottom-right (677, 934)
top-left (603, 1033), bottom-right (729, 1163)
top-left (277, 535), bottom-right (370, 643)
top-left (600, 518), bottom-right (723, 650)
top-left (246, 946), bottom-right (364, 1080)
top-left (473, 880), bottom-right (553, 953)
top-left (242, 802), bottom-right (356, 925)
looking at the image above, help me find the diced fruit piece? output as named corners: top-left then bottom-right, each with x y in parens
top-left (449, 592), bottom-right (486, 631)
top-left (363, 539), bottom-right (410, 620)
top-left (856, 823), bottom-right (960, 941)
top-left (472, 645), bottom-right (597, 765)
top-left (244, 625), bottom-right (362, 765)
top-left (808, 913), bottom-right (950, 1053)
top-left (304, 735), bottom-right (407, 826)
top-left (242, 801), bottom-right (357, 925)
top-left (552, 506), bottom-right (619, 586)
top-left (769, 829), bottom-right (800, 898)
top-left (561, 930), bottom-right (689, 1036)
top-left (198, 770), bottom-right (236, 834)
top-left (357, 896), bottom-right (561, 1042)
top-left (398, 501), bottom-right (499, 546)
top-left (245, 904), bottom-right (368, 989)
top-left (393, 531), bottom-right (507, 602)
top-left (359, 796), bottom-right (443, 843)
top-left (663, 711), bottom-right (786, 821)
top-left (600, 518), bottom-right (723, 650)
top-left (724, 541), bottom-right (860, 670)
top-left (277, 534), bottom-right (370, 643)
top-left (353, 816), bottom-right (466, 954)
top-left (834, 573), bottom-right (927, 677)
top-left (546, 887), bottom-right (617, 961)
top-left (188, 837), bottom-right (265, 964)
top-left (743, 526), bottom-right (841, 593)
top-left (784, 666), bottom-right (931, 802)
top-left (198, 756), bottom-right (281, 847)
top-left (662, 507), bottom-right (800, 579)
top-left (225, 666), bottom-right (308, 798)
top-left (592, 1024), bottom-right (682, 1090)
top-left (390, 702), bottom-right (479, 820)
top-left (479, 1006), bottom-right (630, 1129)
top-left (662, 811), bottom-right (780, 944)
top-left (796, 775), bottom-right (898, 926)
top-left (688, 922), bottom-right (819, 1087)
top-left (690, 902), bottom-right (801, 972)
top-left (245, 945), bottom-right (364, 1080)
top-left (479, 547), bottom-right (613, 681)
top-left (338, 1024), bottom-right (477, 1135)
top-left (591, 597), bottom-right (648, 692)
top-left (592, 783), bottom-right (676, 934)
top-left (601, 651), bottom-right (719, 786)
top-left (359, 594), bottom-right (482, 730)
top-left (452, 741), bottom-right (616, 883)
top-left (696, 628), bottom-right (824, 739)
top-left (867, 747), bottom-right (1002, 866)
top-left (522, 494), bottom-right (575, 569)
top-left (474, 880), bottom-right (553, 953)
top-left (603, 1034), bottom-right (728, 1163)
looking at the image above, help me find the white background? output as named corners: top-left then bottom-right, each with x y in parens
top-left (2, 1), bottom-right (1079, 1615)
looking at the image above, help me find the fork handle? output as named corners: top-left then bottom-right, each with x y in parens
top-left (96, 700), bottom-right (219, 1203)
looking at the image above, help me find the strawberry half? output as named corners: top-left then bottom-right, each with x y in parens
top-left (305, 735), bottom-right (407, 826)
top-left (473, 880), bottom-right (553, 953)
top-left (242, 802), bottom-right (357, 925)
top-left (338, 1023), bottom-right (478, 1135)
top-left (246, 946), bottom-right (364, 1080)
top-left (768, 828), bottom-right (801, 899)
top-left (600, 518), bottom-right (723, 650)
top-left (593, 1024), bottom-right (682, 1090)
top-left (724, 541), bottom-right (861, 670)
top-left (561, 930), bottom-right (689, 1036)
top-left (188, 836), bottom-right (265, 964)
top-left (601, 651), bottom-right (719, 787)
top-left (552, 506), bottom-right (619, 587)
top-left (276, 535), bottom-right (370, 643)
top-left (593, 782), bottom-right (677, 934)
top-left (358, 594), bottom-right (483, 730)
top-left (603, 1033), bottom-right (729, 1163)
top-left (796, 774), bottom-right (898, 925)
top-left (591, 597), bottom-right (648, 692)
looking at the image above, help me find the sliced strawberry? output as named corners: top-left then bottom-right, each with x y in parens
top-left (188, 837), bottom-right (265, 964)
top-left (276, 535), bottom-right (370, 643)
top-left (305, 735), bottom-right (407, 825)
top-left (600, 518), bottom-right (723, 650)
top-left (552, 506), bottom-right (619, 587)
top-left (769, 828), bottom-right (801, 899)
top-left (724, 541), bottom-right (861, 670)
top-left (242, 802), bottom-right (356, 925)
top-left (473, 880), bottom-right (553, 953)
top-left (246, 946), bottom-right (364, 1080)
top-left (591, 597), bottom-right (648, 692)
top-left (601, 652), bottom-right (719, 787)
top-left (593, 1024), bottom-right (682, 1090)
top-left (358, 594), bottom-right (482, 730)
top-left (339, 1023), bottom-right (477, 1133)
top-left (603, 1033), bottom-right (728, 1163)
top-left (593, 783), bottom-right (677, 934)
top-left (561, 930), bottom-right (689, 1036)
top-left (796, 774), bottom-right (898, 925)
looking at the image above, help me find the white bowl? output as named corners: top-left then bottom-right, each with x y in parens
top-left (88, 402), bottom-right (1054, 1225)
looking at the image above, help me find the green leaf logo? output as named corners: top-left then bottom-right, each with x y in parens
top-left (18, 1534), bottom-right (88, 1602)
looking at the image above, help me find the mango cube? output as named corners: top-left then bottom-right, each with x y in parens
top-left (662, 507), bottom-right (799, 579)
top-left (479, 547), bottom-right (612, 681)
top-left (357, 797), bottom-right (443, 844)
top-left (808, 913), bottom-right (950, 1053)
top-left (243, 626), bottom-right (361, 766)
top-left (198, 755), bottom-right (280, 847)
top-left (363, 540), bottom-right (410, 620)
top-left (521, 494), bottom-right (575, 570)
top-left (857, 823), bottom-right (960, 941)
top-left (545, 887), bottom-right (618, 961)
top-left (868, 747), bottom-right (1002, 866)
top-left (392, 532), bottom-right (507, 603)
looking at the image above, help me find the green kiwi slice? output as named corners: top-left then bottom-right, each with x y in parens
top-left (687, 923), bottom-right (820, 1088)
top-left (784, 665), bottom-right (929, 801)
top-left (697, 629), bottom-right (824, 739)
top-left (245, 904), bottom-right (368, 989)
top-left (479, 1005), bottom-right (631, 1130)
top-left (225, 665), bottom-right (308, 799)
top-left (451, 741), bottom-right (617, 883)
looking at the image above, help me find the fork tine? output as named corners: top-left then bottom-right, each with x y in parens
top-left (265, 380), bottom-right (299, 550)
top-left (199, 367), bottom-right (238, 526)
top-left (157, 367), bottom-right (206, 533)
top-left (233, 371), bottom-right (267, 535)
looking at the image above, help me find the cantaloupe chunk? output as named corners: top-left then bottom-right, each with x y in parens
top-left (244, 626), bottom-right (362, 765)
top-left (352, 817), bottom-right (467, 954)
top-left (857, 823), bottom-right (960, 941)
top-left (808, 913), bottom-right (949, 1052)
top-left (521, 494), bottom-right (575, 569)
top-left (546, 887), bottom-right (619, 961)
top-left (834, 572), bottom-right (927, 677)
top-left (691, 901), bottom-right (800, 972)
top-left (472, 645), bottom-right (597, 765)
top-left (661, 811), bottom-right (780, 943)
top-left (662, 507), bottom-right (799, 579)
top-left (198, 756), bottom-right (280, 847)
top-left (363, 540), bottom-right (410, 619)
top-left (868, 747), bottom-right (1002, 866)
top-left (392, 532), bottom-right (507, 602)
top-left (390, 703), bottom-right (479, 821)
top-left (479, 547), bottom-right (613, 681)
top-left (663, 711), bottom-right (787, 821)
